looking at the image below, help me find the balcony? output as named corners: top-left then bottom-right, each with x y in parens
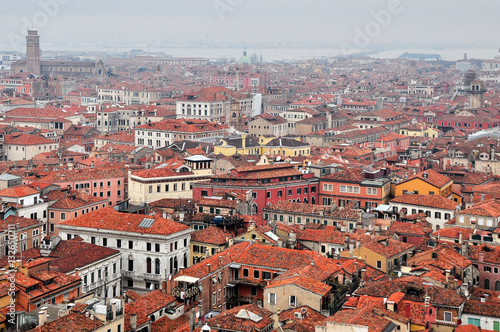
top-left (143, 273), bottom-right (164, 281)
top-left (434, 319), bottom-right (456, 326)
top-left (229, 277), bottom-right (267, 287)
top-left (121, 270), bottom-right (135, 278)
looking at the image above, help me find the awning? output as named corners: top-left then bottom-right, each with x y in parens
top-left (174, 276), bottom-right (200, 283)
top-left (226, 283), bottom-right (235, 288)
top-left (229, 264), bottom-right (241, 269)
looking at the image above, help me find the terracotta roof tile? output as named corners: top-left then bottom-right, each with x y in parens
top-left (391, 194), bottom-right (458, 210)
top-left (59, 208), bottom-right (190, 236)
top-left (398, 169), bottom-right (452, 188)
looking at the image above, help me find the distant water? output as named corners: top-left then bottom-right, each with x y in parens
top-left (1, 43), bottom-right (498, 62)
top-left (119, 47), bottom-right (499, 62)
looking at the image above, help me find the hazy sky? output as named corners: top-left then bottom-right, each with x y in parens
top-left (1, 0), bottom-right (499, 54)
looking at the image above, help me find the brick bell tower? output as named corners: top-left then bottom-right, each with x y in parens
top-left (26, 29), bottom-right (41, 75)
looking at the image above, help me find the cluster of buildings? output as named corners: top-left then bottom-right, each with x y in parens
top-left (0, 30), bottom-right (499, 331)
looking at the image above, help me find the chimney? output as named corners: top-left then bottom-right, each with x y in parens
top-left (462, 242), bottom-right (469, 258)
top-left (58, 308), bottom-right (66, 318)
top-left (130, 314), bottom-right (137, 330)
top-left (111, 302), bottom-right (117, 320)
top-left (38, 310), bottom-right (48, 325)
top-left (386, 301), bottom-right (395, 312)
top-left (356, 239), bottom-right (360, 249)
top-left (458, 231), bottom-right (462, 244)
top-left (405, 303), bottom-right (411, 318)
top-left (445, 270), bottom-right (450, 286)
top-left (479, 252), bottom-right (484, 262)
top-left (190, 308), bottom-right (196, 332)
top-left (241, 134), bottom-right (246, 150)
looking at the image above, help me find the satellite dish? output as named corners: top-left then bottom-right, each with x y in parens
top-left (397, 271), bottom-right (402, 277)
top-left (464, 290), bottom-right (469, 297)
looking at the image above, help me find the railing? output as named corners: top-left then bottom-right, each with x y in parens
top-left (229, 277), bottom-right (267, 286)
top-left (143, 273), bottom-right (164, 281)
top-left (121, 270), bottom-right (135, 278)
top-left (435, 319), bottom-right (457, 326)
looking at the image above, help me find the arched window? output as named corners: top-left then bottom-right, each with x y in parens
top-left (155, 258), bottom-right (160, 275)
top-left (485, 278), bottom-right (490, 290)
top-left (303, 198), bottom-right (308, 203)
top-left (169, 257), bottom-right (173, 274)
top-left (311, 197), bottom-right (316, 204)
top-left (183, 254), bottom-right (188, 269)
top-left (174, 257), bottom-right (178, 272)
top-left (495, 280), bottom-right (500, 291)
top-left (146, 258), bottom-right (152, 274)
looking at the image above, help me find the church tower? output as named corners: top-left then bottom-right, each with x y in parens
top-left (468, 80), bottom-right (485, 109)
top-left (26, 29), bottom-right (41, 75)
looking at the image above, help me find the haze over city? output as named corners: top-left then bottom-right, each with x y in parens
top-left (1, 1), bottom-right (500, 332)
top-left (1, 0), bottom-right (500, 60)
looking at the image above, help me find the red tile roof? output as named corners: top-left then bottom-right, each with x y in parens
top-left (266, 275), bottom-right (331, 296)
top-left (0, 215), bottom-right (40, 230)
top-left (38, 168), bottom-right (124, 182)
top-left (0, 185), bottom-right (39, 198)
top-left (391, 194), bottom-right (458, 210)
top-left (357, 276), bottom-right (465, 307)
top-left (59, 208), bottom-right (190, 236)
top-left (28, 312), bottom-right (103, 332)
top-left (204, 303), bottom-right (274, 332)
top-left (136, 119), bottom-right (228, 133)
top-left (5, 133), bottom-right (55, 146)
top-left (191, 226), bottom-right (231, 246)
top-left (362, 239), bottom-right (415, 258)
top-left (182, 242), bottom-right (342, 279)
top-left (397, 169), bottom-right (452, 188)
top-left (458, 199), bottom-right (500, 218)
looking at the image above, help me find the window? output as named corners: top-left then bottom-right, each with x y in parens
top-left (367, 187), bottom-right (377, 195)
top-left (254, 270), bottom-right (260, 279)
top-left (102, 238), bottom-right (107, 246)
top-left (468, 318), bottom-right (480, 327)
top-left (268, 293), bottom-right (276, 305)
top-left (50, 211), bottom-right (54, 219)
top-left (267, 192), bottom-right (271, 198)
top-left (289, 295), bottom-right (297, 306)
top-left (129, 241), bottom-right (133, 249)
top-left (243, 268), bottom-right (249, 277)
top-left (277, 190), bottom-right (283, 197)
top-left (376, 261), bottom-right (382, 269)
top-left (251, 287), bottom-right (257, 296)
top-left (321, 245), bottom-right (326, 253)
top-left (61, 213), bottom-right (66, 220)
top-left (128, 259), bottom-right (134, 271)
top-left (117, 239), bottom-right (121, 248)
top-left (435, 212), bottom-right (441, 219)
top-left (444, 311), bottom-right (452, 322)
top-left (91, 237), bottom-right (96, 245)
top-left (147, 243), bottom-right (152, 251)
top-left (262, 271), bottom-right (271, 280)
top-left (155, 243), bottom-right (160, 252)
top-left (323, 183), bottom-right (333, 191)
